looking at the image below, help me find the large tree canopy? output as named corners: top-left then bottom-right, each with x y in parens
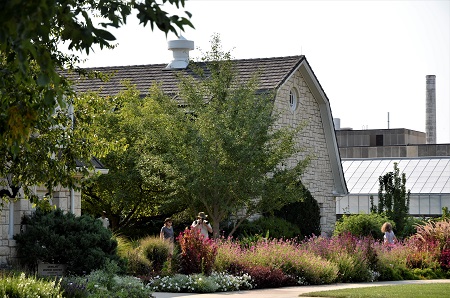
top-left (82, 35), bottom-right (310, 237)
top-left (81, 84), bottom-right (187, 231)
top-left (0, 0), bottom-right (193, 156)
top-left (173, 35), bottom-right (310, 237)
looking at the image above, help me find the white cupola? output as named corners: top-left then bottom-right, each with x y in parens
top-left (165, 35), bottom-right (194, 69)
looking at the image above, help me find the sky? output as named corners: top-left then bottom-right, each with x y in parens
top-left (72, 0), bottom-right (450, 143)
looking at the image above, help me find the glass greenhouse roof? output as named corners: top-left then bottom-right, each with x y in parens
top-left (342, 157), bottom-right (450, 194)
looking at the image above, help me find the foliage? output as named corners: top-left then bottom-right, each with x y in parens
top-left (334, 213), bottom-right (391, 240)
top-left (61, 262), bottom-right (153, 298)
top-left (139, 236), bottom-right (170, 273)
top-left (274, 184), bottom-right (321, 237)
top-left (0, 76), bottom-right (124, 208)
top-left (147, 272), bottom-right (253, 293)
top-left (229, 264), bottom-right (297, 289)
top-left (214, 237), bottom-right (338, 285)
top-left (371, 163), bottom-right (410, 237)
top-left (177, 228), bottom-right (218, 275)
top-left (171, 33), bottom-right (310, 238)
top-left (402, 216), bottom-right (426, 238)
top-left (0, 0), bottom-right (193, 155)
top-left (14, 208), bottom-right (120, 275)
top-left (439, 249), bottom-right (450, 270)
top-left (412, 219), bottom-right (450, 252)
top-left (0, 272), bottom-right (63, 297)
top-left (302, 234), bottom-right (377, 282)
top-left (233, 216), bottom-right (302, 240)
top-left (81, 85), bottom-right (186, 232)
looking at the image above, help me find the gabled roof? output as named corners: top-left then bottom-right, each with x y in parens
top-left (68, 55), bottom-right (348, 196)
top-left (68, 56), bottom-right (305, 97)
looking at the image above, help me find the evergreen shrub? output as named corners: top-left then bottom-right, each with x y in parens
top-left (275, 185), bottom-right (321, 237)
top-left (234, 216), bottom-right (302, 240)
top-left (14, 208), bottom-right (120, 275)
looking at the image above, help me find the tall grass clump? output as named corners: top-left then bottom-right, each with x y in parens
top-left (139, 236), bottom-right (171, 273)
top-left (115, 235), bottom-right (152, 277)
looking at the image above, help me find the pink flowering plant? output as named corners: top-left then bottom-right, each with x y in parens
top-left (177, 228), bottom-right (218, 275)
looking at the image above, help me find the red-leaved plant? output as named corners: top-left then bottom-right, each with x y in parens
top-left (177, 228), bottom-right (218, 275)
top-left (439, 249), bottom-right (450, 270)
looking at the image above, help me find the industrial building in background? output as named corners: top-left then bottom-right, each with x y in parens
top-left (335, 75), bottom-right (450, 218)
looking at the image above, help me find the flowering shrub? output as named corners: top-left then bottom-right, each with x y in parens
top-left (228, 264), bottom-right (297, 289)
top-left (177, 228), bottom-right (218, 275)
top-left (301, 233), bottom-right (375, 282)
top-left (147, 272), bottom-right (252, 293)
top-left (215, 238), bottom-right (338, 285)
top-left (0, 272), bottom-right (63, 297)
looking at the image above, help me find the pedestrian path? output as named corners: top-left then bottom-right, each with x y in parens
top-left (152, 279), bottom-right (450, 298)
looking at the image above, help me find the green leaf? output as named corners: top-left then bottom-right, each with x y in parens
top-left (93, 28), bottom-right (116, 41)
top-left (37, 72), bottom-right (50, 86)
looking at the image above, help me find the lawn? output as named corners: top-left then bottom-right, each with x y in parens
top-left (300, 283), bottom-right (450, 298)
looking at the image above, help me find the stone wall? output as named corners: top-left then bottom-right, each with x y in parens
top-left (275, 71), bottom-right (336, 235)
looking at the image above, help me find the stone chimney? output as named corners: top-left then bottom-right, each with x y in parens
top-left (425, 75), bottom-right (436, 144)
top-left (165, 35), bottom-right (194, 69)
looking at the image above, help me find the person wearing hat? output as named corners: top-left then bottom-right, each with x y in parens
top-left (191, 212), bottom-right (213, 239)
top-left (98, 211), bottom-right (110, 229)
top-left (160, 218), bottom-right (174, 257)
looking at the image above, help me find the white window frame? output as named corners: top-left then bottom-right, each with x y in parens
top-left (289, 88), bottom-right (298, 112)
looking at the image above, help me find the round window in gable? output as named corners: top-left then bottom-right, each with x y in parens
top-left (289, 88), bottom-right (299, 112)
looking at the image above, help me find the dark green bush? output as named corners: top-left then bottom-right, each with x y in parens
top-left (14, 208), bottom-right (120, 275)
top-left (334, 213), bottom-right (391, 240)
top-left (234, 216), bottom-right (302, 240)
top-left (274, 185), bottom-right (321, 237)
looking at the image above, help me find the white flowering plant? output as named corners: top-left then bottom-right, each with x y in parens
top-left (0, 272), bottom-right (63, 297)
top-left (147, 271), bottom-right (253, 293)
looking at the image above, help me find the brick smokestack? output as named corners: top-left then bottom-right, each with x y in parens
top-left (426, 75), bottom-right (436, 144)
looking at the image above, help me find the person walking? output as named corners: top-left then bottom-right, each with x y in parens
top-left (98, 211), bottom-right (110, 229)
top-left (160, 218), bottom-right (174, 258)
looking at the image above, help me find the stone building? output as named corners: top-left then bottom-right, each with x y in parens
top-left (70, 37), bottom-right (348, 235)
top-left (1, 37), bottom-right (349, 264)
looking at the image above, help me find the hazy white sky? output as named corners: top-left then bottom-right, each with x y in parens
top-left (75, 0), bottom-right (450, 143)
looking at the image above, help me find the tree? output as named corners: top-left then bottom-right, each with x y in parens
top-left (173, 34), bottom-right (310, 237)
top-left (370, 163), bottom-right (410, 236)
top-left (0, 79), bottom-right (120, 203)
top-left (81, 85), bottom-right (187, 231)
top-left (0, 0), bottom-right (193, 156)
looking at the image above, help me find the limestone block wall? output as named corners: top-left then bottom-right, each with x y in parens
top-left (274, 71), bottom-right (336, 235)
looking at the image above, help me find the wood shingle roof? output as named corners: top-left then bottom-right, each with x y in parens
top-left (68, 56), bottom-right (305, 97)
